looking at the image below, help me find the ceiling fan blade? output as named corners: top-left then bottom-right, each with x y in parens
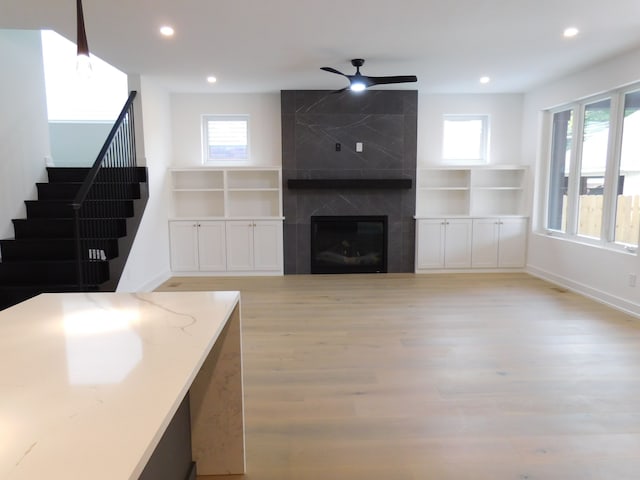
top-left (366, 75), bottom-right (418, 86)
top-left (321, 66), bottom-right (346, 76)
top-left (331, 87), bottom-right (350, 94)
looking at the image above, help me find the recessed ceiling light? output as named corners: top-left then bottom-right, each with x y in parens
top-left (479, 76), bottom-right (491, 84)
top-left (206, 76), bottom-right (217, 84)
top-left (160, 25), bottom-right (175, 37)
top-left (563, 27), bottom-right (579, 38)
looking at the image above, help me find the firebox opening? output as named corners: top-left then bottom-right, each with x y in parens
top-left (310, 216), bottom-right (388, 274)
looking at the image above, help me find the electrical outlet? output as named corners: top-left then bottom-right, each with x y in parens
top-left (629, 274), bottom-right (637, 287)
top-left (356, 142), bottom-right (363, 152)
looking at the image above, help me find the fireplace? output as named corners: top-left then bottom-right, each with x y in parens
top-left (310, 216), bottom-right (388, 274)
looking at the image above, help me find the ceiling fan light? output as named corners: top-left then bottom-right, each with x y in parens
top-left (350, 82), bottom-right (366, 92)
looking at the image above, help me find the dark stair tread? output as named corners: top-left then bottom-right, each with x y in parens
top-left (47, 166), bottom-right (148, 183)
top-left (0, 238), bottom-right (119, 261)
top-left (36, 182), bottom-right (142, 201)
top-left (25, 199), bottom-right (135, 219)
top-left (12, 218), bottom-right (128, 239)
top-left (0, 259), bottom-right (110, 285)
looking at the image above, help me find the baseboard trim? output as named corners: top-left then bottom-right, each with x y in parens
top-left (527, 265), bottom-right (640, 319)
top-left (117, 270), bottom-right (172, 293)
top-left (169, 271), bottom-right (284, 277)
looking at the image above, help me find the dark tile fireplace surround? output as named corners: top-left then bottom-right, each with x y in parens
top-left (281, 90), bottom-right (417, 274)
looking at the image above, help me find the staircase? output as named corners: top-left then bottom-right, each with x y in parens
top-left (0, 167), bottom-right (148, 310)
top-left (0, 91), bottom-right (147, 311)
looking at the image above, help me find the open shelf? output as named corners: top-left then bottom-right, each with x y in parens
top-left (227, 169), bottom-right (280, 189)
top-left (171, 191), bottom-right (225, 218)
top-left (173, 170), bottom-right (224, 190)
top-left (471, 168), bottom-right (525, 189)
top-left (417, 169), bottom-right (470, 189)
top-left (170, 167), bottom-right (282, 219)
top-left (416, 165), bottom-right (527, 217)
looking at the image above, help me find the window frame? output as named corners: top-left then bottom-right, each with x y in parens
top-left (542, 87), bottom-right (638, 253)
top-left (545, 107), bottom-right (576, 234)
top-left (201, 114), bottom-right (250, 164)
top-left (441, 114), bottom-right (490, 164)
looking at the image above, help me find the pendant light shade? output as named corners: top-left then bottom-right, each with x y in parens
top-left (76, 0), bottom-right (92, 77)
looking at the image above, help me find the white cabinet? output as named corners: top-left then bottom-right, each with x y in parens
top-left (169, 221), bottom-right (226, 272)
top-left (226, 220), bottom-right (282, 272)
top-left (472, 218), bottom-right (527, 268)
top-left (416, 219), bottom-right (472, 269)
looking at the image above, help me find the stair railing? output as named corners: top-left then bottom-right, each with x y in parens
top-left (71, 90), bottom-right (138, 289)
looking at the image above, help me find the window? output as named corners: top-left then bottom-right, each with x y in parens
top-left (442, 115), bottom-right (489, 163)
top-left (202, 115), bottom-right (249, 163)
top-left (577, 98), bottom-right (611, 240)
top-left (547, 109), bottom-right (573, 233)
top-left (544, 86), bottom-right (640, 251)
top-left (615, 91), bottom-right (640, 247)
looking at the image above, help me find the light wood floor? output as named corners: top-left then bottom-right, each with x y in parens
top-left (156, 273), bottom-right (640, 480)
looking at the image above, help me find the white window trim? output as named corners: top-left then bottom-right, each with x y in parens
top-left (541, 85), bottom-right (640, 254)
top-left (441, 114), bottom-right (490, 164)
top-left (201, 114), bottom-right (250, 164)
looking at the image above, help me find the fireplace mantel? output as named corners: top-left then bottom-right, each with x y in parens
top-left (287, 178), bottom-right (412, 190)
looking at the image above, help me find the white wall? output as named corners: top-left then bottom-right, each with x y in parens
top-left (417, 93), bottom-right (524, 166)
top-left (117, 76), bottom-right (172, 291)
top-left (523, 47), bottom-right (640, 316)
top-left (0, 30), bottom-right (50, 241)
top-left (49, 121), bottom-right (113, 167)
top-left (171, 93), bottom-right (281, 167)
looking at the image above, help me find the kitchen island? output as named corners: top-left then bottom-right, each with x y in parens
top-left (0, 291), bottom-right (245, 479)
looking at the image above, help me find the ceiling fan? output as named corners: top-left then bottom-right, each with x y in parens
top-left (321, 58), bottom-right (417, 93)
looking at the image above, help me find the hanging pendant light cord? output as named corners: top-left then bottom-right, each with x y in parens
top-left (76, 0), bottom-right (90, 57)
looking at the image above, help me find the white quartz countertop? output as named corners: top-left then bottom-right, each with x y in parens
top-left (0, 291), bottom-right (241, 480)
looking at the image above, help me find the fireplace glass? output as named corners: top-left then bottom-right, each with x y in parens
top-left (310, 216), bottom-right (388, 274)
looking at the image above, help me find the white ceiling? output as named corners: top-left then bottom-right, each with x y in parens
top-left (2, 0), bottom-right (640, 94)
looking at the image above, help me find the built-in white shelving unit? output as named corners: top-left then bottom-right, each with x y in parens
top-left (168, 167), bottom-right (283, 275)
top-left (415, 165), bottom-right (529, 272)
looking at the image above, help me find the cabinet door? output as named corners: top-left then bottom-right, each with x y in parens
top-left (225, 221), bottom-right (254, 271)
top-left (444, 219), bottom-right (472, 268)
top-left (252, 221), bottom-right (282, 271)
top-left (471, 218), bottom-right (500, 268)
top-left (169, 221), bottom-right (199, 271)
top-left (416, 219), bottom-right (446, 269)
top-left (198, 221), bottom-right (227, 271)
top-left (498, 218), bottom-right (528, 267)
